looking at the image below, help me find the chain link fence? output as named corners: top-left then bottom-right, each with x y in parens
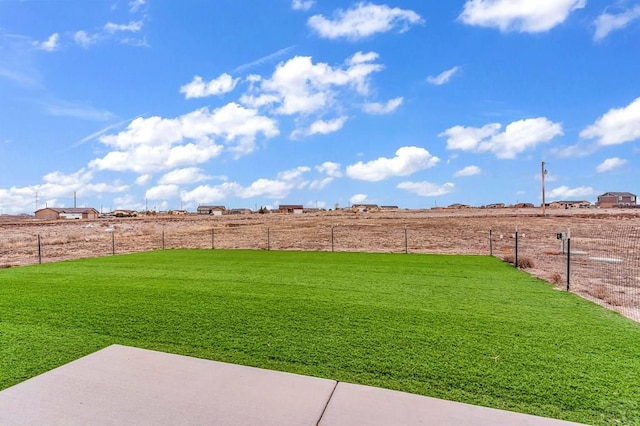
top-left (1, 214), bottom-right (639, 321)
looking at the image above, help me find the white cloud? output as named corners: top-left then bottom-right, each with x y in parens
top-left (294, 116), bottom-right (348, 138)
top-left (594, 6), bottom-right (640, 41)
top-left (550, 143), bottom-right (596, 159)
top-left (459, 0), bottom-right (585, 33)
top-left (73, 30), bottom-right (100, 48)
top-left (104, 21), bottom-right (143, 33)
top-left (0, 169), bottom-right (128, 214)
top-left (308, 2), bottom-right (422, 40)
top-left (33, 33), bottom-right (59, 52)
top-left (426, 66), bottom-right (460, 85)
top-left (454, 165), bottom-right (481, 177)
top-left (145, 184), bottom-right (179, 201)
top-left (441, 117), bottom-right (563, 159)
top-left (397, 181), bottom-right (455, 197)
top-left (547, 185), bottom-right (594, 200)
top-left (180, 74), bottom-right (239, 99)
top-left (159, 168), bottom-right (210, 185)
top-left (580, 98), bottom-right (640, 146)
top-left (244, 52), bottom-right (383, 116)
top-left (346, 146), bottom-right (440, 182)
top-left (309, 177), bottom-right (333, 190)
top-left (349, 193), bottom-right (368, 204)
top-left (135, 174), bottom-right (152, 186)
top-left (129, 0), bottom-right (146, 13)
top-left (90, 103), bottom-right (278, 173)
top-left (316, 161), bottom-right (342, 177)
top-left (292, 0), bottom-right (314, 11)
top-left (362, 97), bottom-right (403, 114)
top-left (596, 157), bottom-right (627, 173)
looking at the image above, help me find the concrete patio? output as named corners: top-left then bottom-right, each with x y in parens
top-left (0, 345), bottom-right (583, 425)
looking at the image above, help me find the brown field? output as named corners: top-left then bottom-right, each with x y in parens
top-left (2, 208), bottom-right (639, 322)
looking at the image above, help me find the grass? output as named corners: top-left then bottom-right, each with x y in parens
top-left (1, 249), bottom-right (639, 425)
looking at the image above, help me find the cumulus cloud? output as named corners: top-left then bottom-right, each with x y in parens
top-left (346, 146), bottom-right (440, 182)
top-left (0, 169), bottom-right (128, 214)
top-left (158, 167), bottom-right (210, 185)
top-left (426, 66), bottom-right (460, 85)
top-left (242, 52), bottom-right (383, 116)
top-left (349, 193), bottom-right (369, 204)
top-left (459, 0), bottom-right (585, 33)
top-left (440, 117), bottom-right (563, 159)
top-left (547, 185), bottom-right (594, 199)
top-left (594, 6), bottom-right (640, 41)
top-left (89, 103), bottom-right (278, 173)
top-left (308, 2), bottom-right (422, 40)
top-left (181, 166), bottom-right (310, 203)
top-left (292, 0), bottom-right (314, 11)
top-left (180, 73), bottom-right (239, 99)
top-left (580, 97), bottom-right (640, 146)
top-left (596, 157), bottom-right (627, 173)
top-left (397, 181), bottom-right (455, 197)
top-left (316, 161), bottom-right (342, 177)
top-left (33, 33), bottom-right (59, 52)
top-left (293, 116), bottom-right (348, 138)
top-left (454, 165), bottom-right (481, 177)
top-left (145, 184), bottom-right (180, 201)
top-left (362, 97), bottom-right (403, 114)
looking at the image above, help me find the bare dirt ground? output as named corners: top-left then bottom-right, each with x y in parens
top-left (1, 208), bottom-right (639, 322)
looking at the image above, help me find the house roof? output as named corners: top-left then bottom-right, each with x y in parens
top-left (197, 205), bottom-right (226, 210)
top-left (599, 192), bottom-right (636, 197)
top-left (36, 207), bottom-right (98, 214)
top-left (278, 205), bottom-right (304, 209)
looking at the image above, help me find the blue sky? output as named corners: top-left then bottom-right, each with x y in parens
top-left (1, 0), bottom-right (640, 214)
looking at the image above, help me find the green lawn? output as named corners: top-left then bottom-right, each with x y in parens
top-left (1, 250), bottom-right (639, 424)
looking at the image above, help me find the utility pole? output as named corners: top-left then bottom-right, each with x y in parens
top-left (541, 161), bottom-right (547, 216)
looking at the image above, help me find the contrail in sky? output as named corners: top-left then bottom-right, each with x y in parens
top-left (233, 45), bottom-right (296, 74)
top-left (70, 113), bottom-right (147, 148)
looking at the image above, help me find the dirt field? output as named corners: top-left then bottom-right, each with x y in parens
top-left (2, 208), bottom-right (639, 322)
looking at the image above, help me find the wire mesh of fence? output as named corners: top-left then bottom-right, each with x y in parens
top-left (1, 213), bottom-right (639, 321)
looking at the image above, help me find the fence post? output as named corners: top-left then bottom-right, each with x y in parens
top-left (514, 227), bottom-right (518, 268)
top-left (162, 228), bottom-right (165, 250)
top-left (211, 228), bottom-right (215, 250)
top-left (404, 225), bottom-right (408, 254)
top-left (331, 225), bottom-right (334, 252)
top-left (37, 234), bottom-right (42, 264)
top-left (112, 231), bottom-right (115, 256)
top-left (566, 228), bottom-right (571, 291)
top-left (489, 229), bottom-right (493, 256)
top-left (267, 227), bottom-right (270, 251)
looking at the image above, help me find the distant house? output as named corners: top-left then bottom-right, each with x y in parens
top-left (380, 205), bottom-right (399, 211)
top-left (278, 204), bottom-right (304, 214)
top-left (484, 203), bottom-right (505, 209)
top-left (197, 205), bottom-right (226, 216)
top-left (513, 202), bottom-right (535, 209)
top-left (447, 203), bottom-right (471, 209)
top-left (352, 204), bottom-right (380, 213)
top-left (597, 192), bottom-right (637, 208)
top-left (227, 208), bottom-right (252, 215)
top-left (547, 200), bottom-right (591, 209)
top-left (35, 207), bottom-right (99, 220)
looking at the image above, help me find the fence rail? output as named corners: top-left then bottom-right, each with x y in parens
top-left (1, 215), bottom-right (638, 321)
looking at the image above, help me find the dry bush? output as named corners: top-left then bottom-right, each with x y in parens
top-left (549, 272), bottom-right (562, 285)
top-left (502, 255), bottom-right (535, 269)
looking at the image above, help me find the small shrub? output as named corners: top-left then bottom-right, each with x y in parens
top-left (502, 255), bottom-right (534, 269)
top-left (549, 272), bottom-right (562, 285)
